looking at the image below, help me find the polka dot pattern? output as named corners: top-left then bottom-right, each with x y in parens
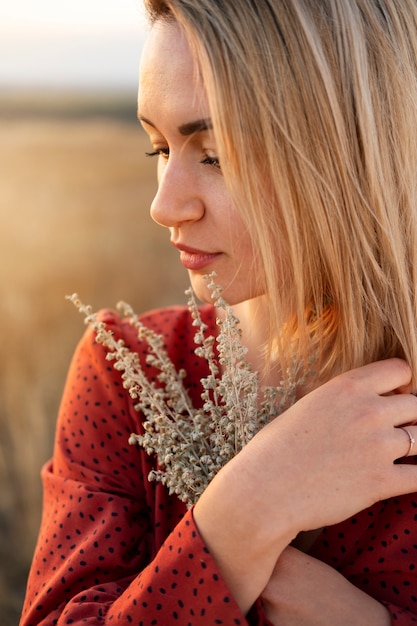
top-left (310, 492), bottom-right (417, 623)
top-left (21, 306), bottom-right (246, 625)
top-left (20, 306), bottom-right (417, 625)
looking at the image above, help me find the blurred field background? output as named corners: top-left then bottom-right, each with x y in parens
top-left (0, 90), bottom-right (188, 624)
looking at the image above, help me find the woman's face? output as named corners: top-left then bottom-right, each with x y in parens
top-left (138, 20), bottom-right (261, 304)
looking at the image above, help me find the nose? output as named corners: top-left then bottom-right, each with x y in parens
top-left (150, 158), bottom-right (205, 228)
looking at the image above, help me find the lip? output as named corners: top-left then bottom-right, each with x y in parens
top-left (172, 242), bottom-right (221, 270)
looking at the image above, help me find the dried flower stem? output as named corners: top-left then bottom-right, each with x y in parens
top-left (68, 273), bottom-right (302, 506)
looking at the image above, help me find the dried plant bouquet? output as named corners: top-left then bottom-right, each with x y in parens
top-left (68, 274), bottom-right (301, 507)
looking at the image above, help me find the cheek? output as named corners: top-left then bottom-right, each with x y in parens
top-left (156, 159), bottom-right (166, 185)
top-left (227, 211), bottom-right (255, 259)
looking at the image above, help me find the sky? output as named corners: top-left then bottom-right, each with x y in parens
top-left (0, 0), bottom-right (148, 88)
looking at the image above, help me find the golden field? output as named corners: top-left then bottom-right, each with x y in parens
top-left (0, 91), bottom-right (188, 624)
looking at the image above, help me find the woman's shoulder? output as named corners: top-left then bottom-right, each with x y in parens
top-left (96, 302), bottom-right (216, 346)
top-left (86, 303), bottom-right (217, 375)
top-left (61, 302), bottom-right (217, 435)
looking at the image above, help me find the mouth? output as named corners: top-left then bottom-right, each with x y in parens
top-left (172, 242), bottom-right (222, 271)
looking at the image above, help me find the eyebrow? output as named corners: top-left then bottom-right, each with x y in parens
top-left (178, 118), bottom-right (212, 136)
top-left (139, 115), bottom-right (212, 136)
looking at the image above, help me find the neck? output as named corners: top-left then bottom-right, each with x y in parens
top-left (218, 296), bottom-right (281, 388)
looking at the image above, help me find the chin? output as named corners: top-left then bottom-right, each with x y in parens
top-left (188, 273), bottom-right (259, 307)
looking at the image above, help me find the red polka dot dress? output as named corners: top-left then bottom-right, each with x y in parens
top-left (20, 306), bottom-right (417, 625)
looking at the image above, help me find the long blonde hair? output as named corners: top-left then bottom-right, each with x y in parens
top-left (144, 0), bottom-right (417, 383)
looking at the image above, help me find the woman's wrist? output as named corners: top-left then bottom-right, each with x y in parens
top-left (193, 448), bottom-right (295, 614)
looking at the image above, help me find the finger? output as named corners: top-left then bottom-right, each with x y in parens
top-left (346, 358), bottom-right (412, 396)
top-left (396, 425), bottom-right (417, 459)
top-left (384, 393), bottom-right (417, 427)
top-left (394, 381), bottom-right (415, 395)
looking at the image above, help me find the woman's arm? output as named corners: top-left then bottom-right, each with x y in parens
top-left (20, 310), bottom-right (249, 626)
top-left (261, 546), bottom-right (391, 626)
top-left (194, 359), bottom-right (417, 614)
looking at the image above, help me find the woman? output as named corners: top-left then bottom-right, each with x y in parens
top-left (20, 1), bottom-right (417, 624)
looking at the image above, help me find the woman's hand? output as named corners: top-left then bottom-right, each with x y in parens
top-left (194, 358), bottom-right (417, 614)
top-left (245, 359), bottom-right (417, 536)
top-left (261, 546), bottom-right (391, 626)
top-left (249, 357), bottom-right (417, 532)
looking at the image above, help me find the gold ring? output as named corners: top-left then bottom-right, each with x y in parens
top-left (400, 427), bottom-right (415, 457)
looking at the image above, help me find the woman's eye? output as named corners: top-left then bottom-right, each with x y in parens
top-left (200, 155), bottom-right (221, 169)
top-left (145, 149), bottom-right (220, 169)
top-left (145, 148), bottom-right (169, 159)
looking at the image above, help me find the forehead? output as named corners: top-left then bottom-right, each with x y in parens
top-left (138, 21), bottom-right (206, 116)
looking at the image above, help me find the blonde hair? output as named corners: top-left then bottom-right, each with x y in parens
top-left (144, 0), bottom-right (417, 383)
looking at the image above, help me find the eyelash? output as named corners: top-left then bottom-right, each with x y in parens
top-left (200, 155), bottom-right (221, 169)
top-left (145, 149), bottom-right (220, 169)
top-left (145, 149), bottom-right (168, 158)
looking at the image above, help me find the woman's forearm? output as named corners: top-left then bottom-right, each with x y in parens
top-left (193, 448), bottom-right (296, 614)
top-left (262, 546), bottom-right (392, 626)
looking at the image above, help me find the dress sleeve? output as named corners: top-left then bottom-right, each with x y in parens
top-left (382, 603), bottom-right (417, 625)
top-left (311, 492), bottom-right (417, 625)
top-left (20, 309), bottom-right (263, 626)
